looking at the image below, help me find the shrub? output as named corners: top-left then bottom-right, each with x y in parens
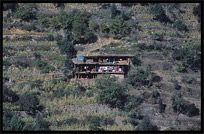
top-left (3, 59), bottom-right (11, 69)
top-left (149, 4), bottom-right (171, 23)
top-left (3, 111), bottom-right (25, 131)
top-left (3, 3), bottom-right (18, 11)
top-left (109, 16), bottom-right (130, 38)
top-left (110, 3), bottom-right (120, 18)
top-left (46, 34), bottom-right (54, 41)
top-left (193, 4), bottom-right (201, 23)
top-left (128, 110), bottom-right (143, 126)
top-left (152, 31), bottom-right (165, 41)
top-left (63, 55), bottom-right (74, 79)
top-left (64, 118), bottom-right (78, 125)
top-left (126, 66), bottom-right (150, 87)
top-left (96, 75), bottom-right (128, 109)
top-left (172, 80), bottom-right (181, 90)
top-left (176, 63), bottom-right (187, 73)
top-left (89, 116), bottom-right (104, 131)
top-left (131, 55), bottom-right (141, 66)
top-left (18, 92), bottom-right (41, 112)
top-left (89, 21), bottom-right (99, 32)
top-left (26, 113), bottom-right (50, 130)
top-left (158, 98), bottom-right (166, 113)
top-left (136, 116), bottom-right (157, 130)
top-left (3, 85), bottom-right (19, 103)
top-left (124, 95), bottom-right (143, 111)
top-left (171, 92), bottom-right (199, 117)
top-left (99, 23), bottom-right (110, 34)
top-left (150, 90), bottom-right (160, 104)
top-left (13, 3), bottom-right (37, 21)
top-left (173, 19), bottom-right (188, 31)
top-left (57, 31), bottom-right (77, 57)
top-left (34, 60), bottom-right (55, 73)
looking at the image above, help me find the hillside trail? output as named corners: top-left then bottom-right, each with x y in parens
top-left (73, 37), bottom-right (121, 62)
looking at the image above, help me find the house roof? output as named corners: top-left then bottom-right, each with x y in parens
top-left (83, 54), bottom-right (134, 58)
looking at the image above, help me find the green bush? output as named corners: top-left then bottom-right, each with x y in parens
top-left (173, 19), bottom-right (188, 31)
top-left (89, 116), bottom-right (104, 131)
top-left (57, 31), bottom-right (77, 57)
top-left (64, 118), bottom-right (78, 125)
top-left (34, 60), bottom-right (55, 73)
top-left (124, 95), bottom-right (143, 112)
top-left (46, 34), bottom-right (55, 41)
top-left (131, 55), bottom-right (141, 66)
top-left (96, 75), bottom-right (128, 109)
top-left (110, 3), bottom-right (120, 18)
top-left (3, 85), bottom-right (19, 102)
top-left (150, 90), bottom-right (160, 104)
top-left (172, 41), bottom-right (201, 71)
top-left (89, 20), bottom-right (99, 32)
top-left (149, 4), bottom-right (171, 23)
top-left (13, 3), bottom-right (37, 21)
top-left (171, 92), bottom-right (199, 117)
top-left (193, 4), bottom-right (201, 23)
top-left (126, 66), bottom-right (150, 87)
top-left (109, 16), bottom-right (130, 38)
top-left (3, 3), bottom-right (18, 11)
top-left (176, 63), bottom-right (187, 73)
top-left (172, 80), bottom-right (181, 90)
top-left (26, 113), bottom-right (50, 130)
top-left (158, 98), bottom-right (166, 113)
top-left (128, 110), bottom-right (143, 126)
top-left (3, 111), bottom-right (25, 131)
top-left (18, 92), bottom-right (41, 112)
top-left (136, 116), bottom-right (157, 130)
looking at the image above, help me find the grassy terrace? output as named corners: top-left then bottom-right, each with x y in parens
top-left (3, 41), bottom-right (57, 46)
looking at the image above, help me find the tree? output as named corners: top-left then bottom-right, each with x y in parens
top-left (13, 3), bottom-right (38, 21)
top-left (96, 75), bottom-right (128, 109)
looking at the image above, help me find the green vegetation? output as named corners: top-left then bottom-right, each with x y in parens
top-left (126, 66), bottom-right (150, 87)
top-left (3, 85), bottom-right (19, 103)
top-left (34, 60), bottom-right (55, 73)
top-left (171, 92), bottom-right (199, 117)
top-left (13, 3), bottom-right (38, 21)
top-left (136, 116), bottom-right (157, 130)
top-left (96, 75), bottom-right (128, 109)
top-left (158, 98), bottom-right (166, 113)
top-left (18, 92), bottom-right (42, 112)
top-left (3, 111), bottom-right (25, 131)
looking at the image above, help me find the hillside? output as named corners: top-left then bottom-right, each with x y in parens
top-left (2, 3), bottom-right (201, 131)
